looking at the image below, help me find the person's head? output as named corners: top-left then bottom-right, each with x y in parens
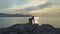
top-left (32, 16), bottom-right (34, 17)
top-left (32, 16), bottom-right (34, 19)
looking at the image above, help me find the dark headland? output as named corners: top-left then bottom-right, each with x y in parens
top-left (0, 13), bottom-right (32, 17)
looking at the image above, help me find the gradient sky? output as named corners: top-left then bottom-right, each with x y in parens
top-left (0, 0), bottom-right (60, 16)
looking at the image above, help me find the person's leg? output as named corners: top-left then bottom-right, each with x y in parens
top-left (29, 18), bottom-right (32, 24)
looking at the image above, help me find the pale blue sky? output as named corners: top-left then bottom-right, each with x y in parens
top-left (0, 0), bottom-right (28, 9)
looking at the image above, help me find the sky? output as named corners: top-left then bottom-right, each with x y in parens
top-left (0, 0), bottom-right (60, 16)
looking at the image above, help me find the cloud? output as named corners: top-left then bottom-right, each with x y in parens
top-left (25, 4), bottom-right (60, 17)
top-left (0, 0), bottom-right (47, 9)
top-left (8, 0), bottom-right (48, 10)
top-left (48, 0), bottom-right (60, 4)
top-left (23, 0), bottom-right (47, 7)
top-left (17, 2), bottom-right (51, 12)
top-left (0, 0), bottom-right (48, 13)
top-left (0, 0), bottom-right (28, 9)
top-left (20, 0), bottom-right (60, 17)
top-left (0, 0), bottom-right (60, 15)
top-left (21, 0), bottom-right (60, 12)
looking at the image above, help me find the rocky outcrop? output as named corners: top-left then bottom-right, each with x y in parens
top-left (0, 24), bottom-right (59, 34)
top-left (39, 24), bottom-right (56, 34)
top-left (55, 28), bottom-right (60, 34)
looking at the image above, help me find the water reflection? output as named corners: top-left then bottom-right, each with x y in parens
top-left (38, 17), bottom-right (60, 28)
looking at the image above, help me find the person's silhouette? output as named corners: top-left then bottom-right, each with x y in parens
top-left (32, 16), bottom-right (34, 20)
top-left (29, 16), bottom-right (34, 24)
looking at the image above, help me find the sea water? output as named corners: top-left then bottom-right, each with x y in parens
top-left (0, 17), bottom-right (60, 28)
top-left (0, 17), bottom-right (31, 28)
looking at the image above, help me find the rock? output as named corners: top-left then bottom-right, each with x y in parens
top-left (0, 24), bottom-right (59, 34)
top-left (39, 24), bottom-right (56, 34)
top-left (56, 28), bottom-right (60, 34)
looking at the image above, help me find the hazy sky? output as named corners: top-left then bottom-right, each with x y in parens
top-left (0, 0), bottom-right (60, 16)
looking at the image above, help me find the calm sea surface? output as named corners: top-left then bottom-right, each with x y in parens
top-left (0, 17), bottom-right (60, 28)
top-left (0, 17), bottom-right (31, 28)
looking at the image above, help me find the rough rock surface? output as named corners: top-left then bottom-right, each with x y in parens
top-left (0, 24), bottom-right (59, 34)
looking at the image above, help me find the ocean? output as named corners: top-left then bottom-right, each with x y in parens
top-left (0, 17), bottom-right (60, 28)
top-left (0, 17), bottom-right (31, 28)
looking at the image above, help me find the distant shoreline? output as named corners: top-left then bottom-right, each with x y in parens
top-left (0, 16), bottom-right (31, 17)
top-left (0, 13), bottom-right (32, 17)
